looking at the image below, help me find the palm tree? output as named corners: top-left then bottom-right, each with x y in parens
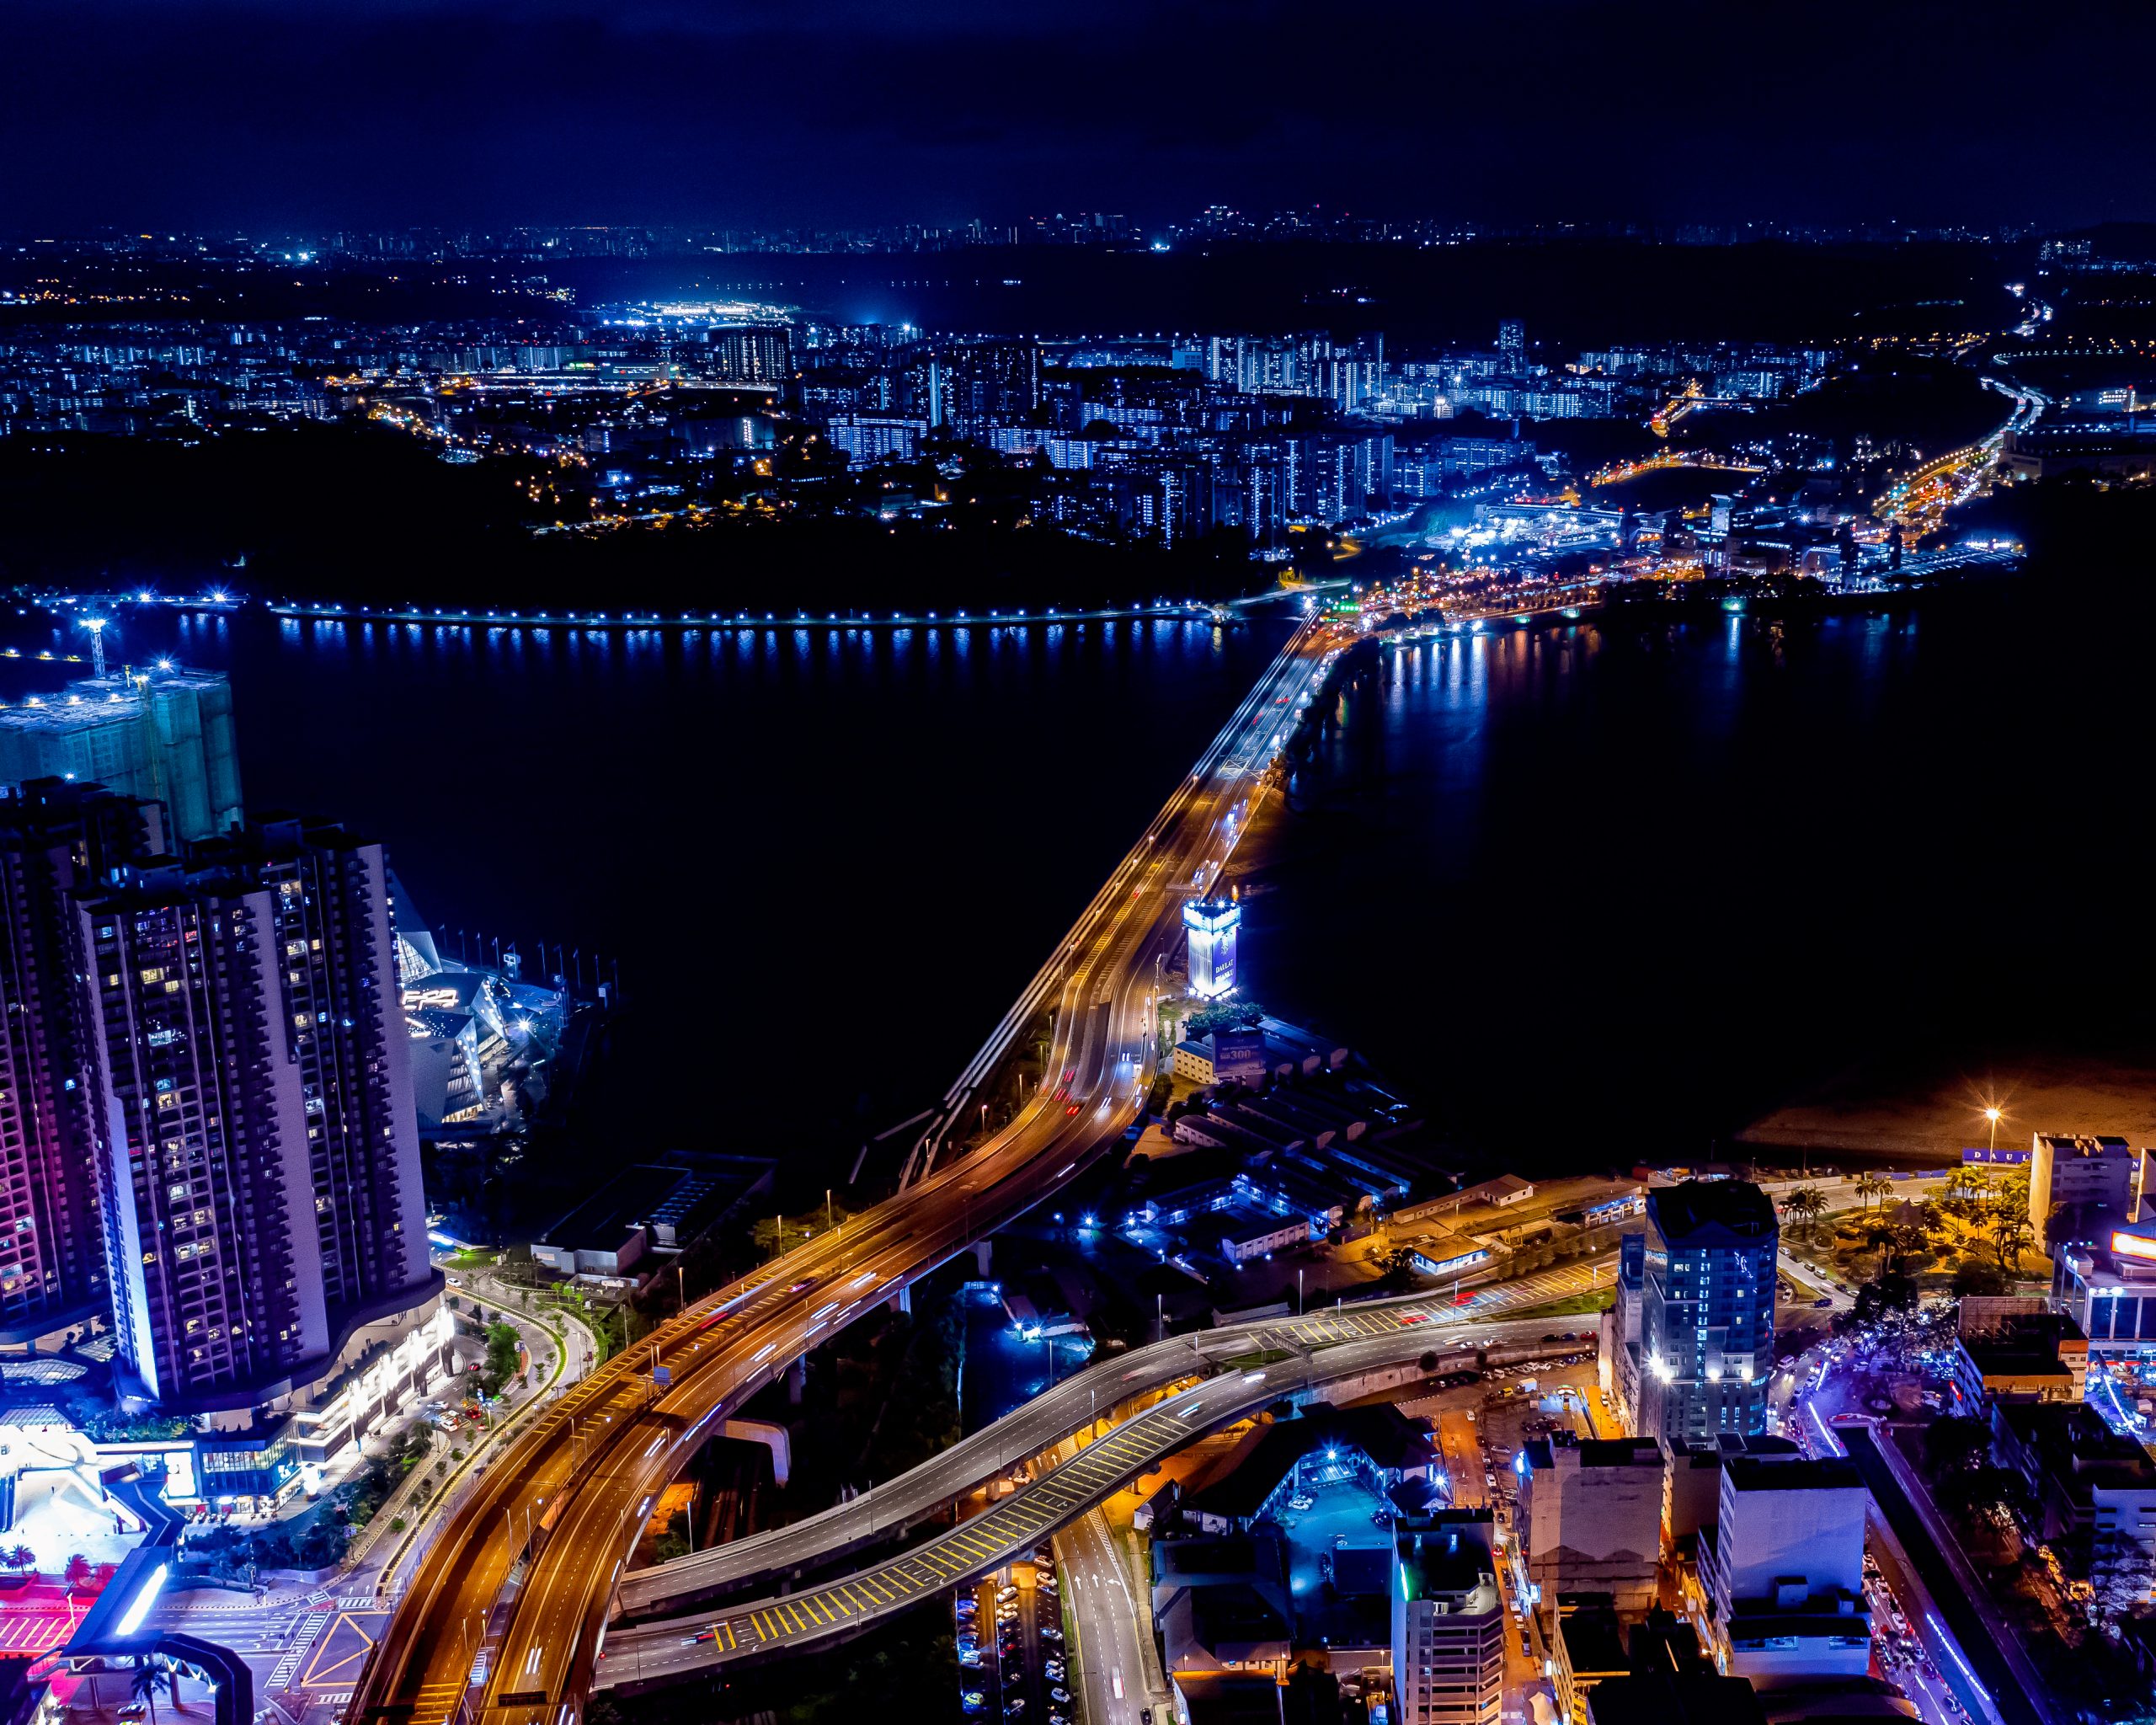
top-left (1986, 1202), bottom-right (2035, 1279)
top-left (1782, 1186), bottom-right (1828, 1240)
top-left (1861, 1215), bottom-right (1900, 1280)
top-left (62, 1553), bottom-right (91, 1595)
top-left (130, 1657), bottom-right (163, 1725)
top-left (1856, 1172), bottom-right (1892, 1211)
top-left (6, 1544), bottom-right (36, 1581)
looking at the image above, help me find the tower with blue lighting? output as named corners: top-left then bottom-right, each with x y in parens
top-left (1182, 896), bottom-right (1241, 999)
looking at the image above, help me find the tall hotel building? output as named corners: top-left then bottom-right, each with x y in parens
top-left (1620, 1180), bottom-right (1778, 1445)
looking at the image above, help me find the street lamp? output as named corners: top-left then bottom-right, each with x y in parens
top-left (1983, 1106), bottom-right (2003, 1154)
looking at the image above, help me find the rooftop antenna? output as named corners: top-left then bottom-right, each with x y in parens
top-left (81, 617), bottom-right (108, 678)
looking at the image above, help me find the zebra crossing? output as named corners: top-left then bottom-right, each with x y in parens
top-left (268, 1607), bottom-right (333, 1690)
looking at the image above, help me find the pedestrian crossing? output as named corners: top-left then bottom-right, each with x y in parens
top-left (269, 1607), bottom-right (332, 1690)
top-left (0, 1616), bottom-right (69, 1653)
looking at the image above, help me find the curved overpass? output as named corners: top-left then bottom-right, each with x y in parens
top-left (616, 1274), bottom-right (1598, 1617)
top-left (349, 621), bottom-right (1334, 1725)
top-left (595, 1310), bottom-right (1570, 1689)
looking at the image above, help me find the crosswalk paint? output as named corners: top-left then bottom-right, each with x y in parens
top-left (268, 1609), bottom-right (332, 1690)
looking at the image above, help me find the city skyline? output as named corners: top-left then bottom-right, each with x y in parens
top-left (0, 8), bottom-right (2153, 1722)
top-left (3, 2), bottom-right (2154, 233)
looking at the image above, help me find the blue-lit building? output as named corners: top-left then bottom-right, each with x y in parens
top-left (1183, 895), bottom-right (1240, 998)
top-left (1622, 1181), bottom-right (1778, 1445)
top-left (0, 666), bottom-right (243, 843)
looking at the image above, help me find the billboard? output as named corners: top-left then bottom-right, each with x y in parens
top-left (1212, 1029), bottom-right (1269, 1085)
top-left (1962, 1147), bottom-right (2032, 1165)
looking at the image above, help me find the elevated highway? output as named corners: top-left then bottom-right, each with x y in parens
top-left (348, 618), bottom-right (1337, 1725)
top-left (615, 1274), bottom-right (1595, 1618)
top-left (595, 1308), bottom-right (1573, 1689)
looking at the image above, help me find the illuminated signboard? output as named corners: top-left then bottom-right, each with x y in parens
top-left (2110, 1231), bottom-right (2156, 1263)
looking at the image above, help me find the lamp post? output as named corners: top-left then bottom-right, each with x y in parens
top-left (1983, 1106), bottom-right (2002, 1155)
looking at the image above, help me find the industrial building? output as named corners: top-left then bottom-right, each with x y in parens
top-left (533, 1156), bottom-right (776, 1279)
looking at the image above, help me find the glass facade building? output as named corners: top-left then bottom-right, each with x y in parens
top-left (1628, 1180), bottom-right (1778, 1445)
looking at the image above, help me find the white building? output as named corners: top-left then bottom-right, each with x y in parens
top-left (1519, 1436), bottom-right (1667, 1624)
top-left (1696, 1455), bottom-right (1871, 1685)
top-left (1394, 1514), bottom-right (1505, 1725)
top-left (2030, 1133), bottom-right (2138, 1250)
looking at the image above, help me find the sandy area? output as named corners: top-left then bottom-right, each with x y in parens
top-left (1739, 1051), bottom-right (2156, 1164)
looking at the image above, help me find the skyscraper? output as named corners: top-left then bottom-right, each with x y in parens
top-left (0, 782), bottom-right (168, 1343)
top-left (81, 866), bottom-right (328, 1406)
top-left (78, 814), bottom-right (434, 1411)
top-left (709, 325), bottom-right (792, 386)
top-left (190, 816), bottom-right (433, 1325)
top-left (1498, 320), bottom-right (1526, 373)
top-left (1626, 1181), bottom-right (1777, 1444)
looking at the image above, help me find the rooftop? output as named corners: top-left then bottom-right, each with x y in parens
top-left (1182, 1403), bottom-right (1436, 1520)
top-left (1557, 1595), bottom-right (1630, 1678)
top-left (1648, 1179), bottom-right (1778, 1243)
top-left (1587, 1675), bottom-right (1768, 1725)
top-left (1724, 1455), bottom-right (1864, 1493)
top-left (1994, 1399), bottom-right (2156, 1491)
top-left (2035, 1133), bottom-right (2133, 1162)
top-left (536, 1161), bottom-right (766, 1254)
top-left (1399, 1516), bottom-right (1500, 1607)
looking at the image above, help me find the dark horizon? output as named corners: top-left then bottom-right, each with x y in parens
top-left (6, 0), bottom-right (2153, 235)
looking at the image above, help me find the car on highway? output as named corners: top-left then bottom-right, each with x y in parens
top-left (961, 1693), bottom-right (986, 1714)
top-left (1813, 1296), bottom-right (1834, 1308)
top-left (1065, 1103), bottom-right (1081, 1115)
top-left (682, 1626), bottom-right (718, 1645)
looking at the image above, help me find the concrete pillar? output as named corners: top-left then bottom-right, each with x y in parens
top-left (974, 1239), bottom-right (992, 1278)
top-left (787, 1355), bottom-right (806, 1405)
top-left (889, 1284), bottom-right (912, 1316)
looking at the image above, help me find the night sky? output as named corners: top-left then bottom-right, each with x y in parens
top-left (4, 0), bottom-right (2151, 232)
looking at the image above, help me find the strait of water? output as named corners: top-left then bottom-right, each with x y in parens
top-left (4, 579), bottom-right (2138, 1191)
top-left (7, 609), bottom-right (1291, 1183)
top-left (1242, 581), bottom-right (2153, 1170)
